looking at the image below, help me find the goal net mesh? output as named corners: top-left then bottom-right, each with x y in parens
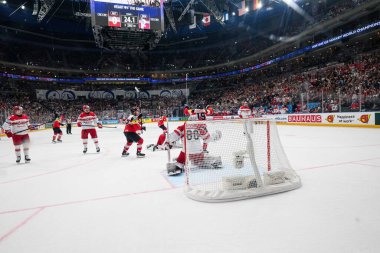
top-left (183, 119), bottom-right (301, 202)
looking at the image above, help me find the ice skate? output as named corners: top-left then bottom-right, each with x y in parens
top-left (25, 155), bottom-right (31, 163)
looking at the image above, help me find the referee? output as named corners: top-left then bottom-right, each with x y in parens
top-left (66, 118), bottom-right (72, 134)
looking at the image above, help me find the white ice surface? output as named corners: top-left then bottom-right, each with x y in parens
top-left (1, 123), bottom-right (380, 253)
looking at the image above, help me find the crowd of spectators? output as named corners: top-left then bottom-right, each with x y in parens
top-left (1, 48), bottom-right (379, 126)
top-left (0, 91), bottom-right (185, 124)
top-left (0, 0), bottom-right (372, 75)
top-left (189, 50), bottom-right (380, 115)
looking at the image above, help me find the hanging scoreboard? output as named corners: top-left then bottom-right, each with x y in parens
top-left (90, 0), bottom-right (164, 31)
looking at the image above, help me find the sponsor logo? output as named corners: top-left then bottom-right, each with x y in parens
top-left (358, 114), bottom-right (371, 123)
top-left (274, 116), bottom-right (287, 122)
top-left (326, 115), bottom-right (335, 123)
top-left (288, 115), bottom-right (322, 123)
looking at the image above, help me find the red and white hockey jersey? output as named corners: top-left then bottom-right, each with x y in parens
top-left (238, 105), bottom-right (251, 118)
top-left (184, 123), bottom-right (211, 154)
top-left (3, 114), bottom-right (30, 135)
top-left (77, 112), bottom-right (98, 130)
top-left (168, 122), bottom-right (210, 154)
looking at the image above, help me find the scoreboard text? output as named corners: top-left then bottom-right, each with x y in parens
top-left (91, 0), bottom-right (163, 31)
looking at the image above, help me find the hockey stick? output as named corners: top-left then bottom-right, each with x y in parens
top-left (80, 124), bottom-right (117, 128)
top-left (166, 118), bottom-right (171, 163)
top-left (12, 128), bottom-right (29, 135)
top-left (10, 122), bottom-right (46, 135)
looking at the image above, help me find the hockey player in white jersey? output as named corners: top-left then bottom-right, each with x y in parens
top-left (166, 105), bottom-right (222, 176)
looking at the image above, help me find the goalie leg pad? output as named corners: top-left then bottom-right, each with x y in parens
top-left (167, 162), bottom-right (183, 176)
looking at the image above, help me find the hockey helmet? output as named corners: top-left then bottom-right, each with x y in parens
top-left (13, 106), bottom-right (23, 115)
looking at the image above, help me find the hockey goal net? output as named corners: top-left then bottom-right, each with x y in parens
top-left (183, 118), bottom-right (301, 202)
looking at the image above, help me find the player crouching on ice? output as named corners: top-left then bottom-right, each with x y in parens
top-left (146, 115), bottom-right (182, 151)
top-left (166, 105), bottom-right (222, 176)
top-left (52, 117), bottom-right (65, 143)
top-left (77, 105), bottom-right (102, 154)
top-left (122, 108), bottom-right (146, 158)
top-left (2, 106), bottom-right (33, 163)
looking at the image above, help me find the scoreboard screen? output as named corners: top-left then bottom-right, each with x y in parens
top-left (90, 0), bottom-right (164, 31)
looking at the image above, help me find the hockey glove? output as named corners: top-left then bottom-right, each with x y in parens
top-left (142, 126), bottom-right (146, 131)
top-left (97, 123), bottom-right (103, 128)
top-left (77, 122), bottom-right (82, 127)
top-left (28, 125), bottom-right (35, 130)
top-left (5, 131), bottom-right (12, 138)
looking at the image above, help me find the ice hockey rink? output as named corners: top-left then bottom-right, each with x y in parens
top-left (0, 122), bottom-right (380, 253)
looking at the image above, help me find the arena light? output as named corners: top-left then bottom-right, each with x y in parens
top-left (21, 5), bottom-right (25, 9)
top-left (282, 0), bottom-right (313, 22)
top-left (1, 0), bottom-right (7, 4)
top-left (257, 1), bottom-right (263, 9)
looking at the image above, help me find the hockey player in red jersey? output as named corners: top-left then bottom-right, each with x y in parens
top-left (77, 105), bottom-right (102, 154)
top-left (146, 115), bottom-right (175, 152)
top-left (52, 118), bottom-right (64, 143)
top-left (122, 108), bottom-right (146, 158)
top-left (158, 115), bottom-right (167, 131)
top-left (2, 106), bottom-right (33, 163)
top-left (166, 105), bottom-right (222, 176)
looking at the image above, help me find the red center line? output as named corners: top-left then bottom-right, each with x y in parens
top-left (0, 207), bottom-right (45, 243)
top-left (0, 187), bottom-right (175, 216)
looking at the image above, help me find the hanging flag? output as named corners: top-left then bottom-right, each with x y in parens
top-left (202, 14), bottom-right (210, 26)
top-left (238, 1), bottom-right (247, 16)
top-left (253, 0), bottom-right (261, 10)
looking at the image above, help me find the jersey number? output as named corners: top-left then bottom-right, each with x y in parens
top-left (186, 129), bottom-right (200, 140)
top-left (197, 113), bottom-right (206, 120)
